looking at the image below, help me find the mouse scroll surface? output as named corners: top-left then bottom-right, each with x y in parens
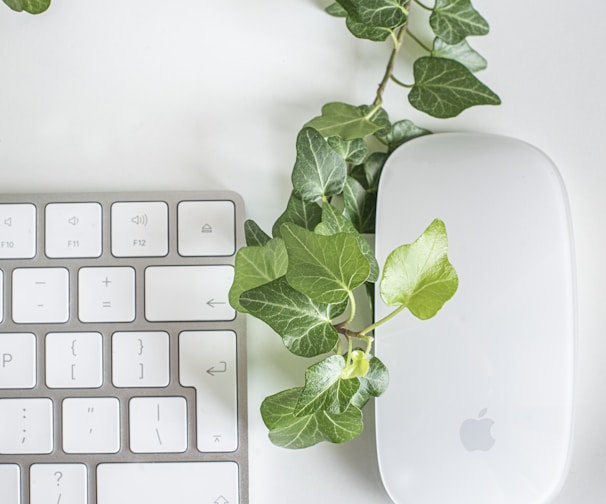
top-left (374, 133), bottom-right (576, 504)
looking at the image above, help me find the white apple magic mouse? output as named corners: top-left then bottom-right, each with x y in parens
top-left (373, 133), bottom-right (576, 504)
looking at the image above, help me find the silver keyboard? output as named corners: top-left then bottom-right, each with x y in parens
top-left (0, 191), bottom-right (248, 504)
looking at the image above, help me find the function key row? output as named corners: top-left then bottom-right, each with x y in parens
top-left (0, 200), bottom-right (236, 259)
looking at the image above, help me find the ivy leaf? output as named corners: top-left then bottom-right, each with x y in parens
top-left (291, 127), bottom-right (348, 202)
top-left (295, 355), bottom-right (360, 415)
top-left (432, 37), bottom-right (487, 72)
top-left (409, 56), bottom-right (501, 118)
top-left (380, 218), bottom-right (459, 319)
top-left (327, 136), bottom-right (368, 165)
top-left (429, 0), bottom-right (489, 45)
top-left (341, 349), bottom-right (370, 379)
top-left (358, 105), bottom-right (391, 137)
top-left (315, 203), bottom-right (379, 282)
top-left (345, 17), bottom-right (393, 42)
top-left (281, 222), bottom-right (371, 304)
top-left (343, 176), bottom-right (377, 234)
top-left (261, 387), bottom-right (363, 449)
top-left (240, 277), bottom-right (346, 357)
top-left (349, 151), bottom-right (387, 190)
top-left (338, 0), bottom-right (408, 29)
top-left (325, 2), bottom-right (347, 17)
top-left (272, 192), bottom-right (322, 238)
top-left (244, 219), bottom-right (271, 247)
top-left (350, 355), bottom-right (389, 408)
top-left (3, 0), bottom-right (50, 13)
top-left (327, 0), bottom-right (393, 41)
top-left (379, 120), bottom-right (431, 152)
top-left (228, 238), bottom-right (288, 313)
top-left (305, 102), bottom-right (384, 141)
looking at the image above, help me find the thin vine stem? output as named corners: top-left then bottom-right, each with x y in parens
top-left (390, 74), bottom-right (413, 88)
top-left (381, 29), bottom-right (431, 91)
top-left (359, 303), bottom-right (408, 337)
top-left (360, 334), bottom-right (374, 356)
top-left (346, 333), bottom-right (354, 365)
top-left (344, 290), bottom-right (357, 325)
top-left (373, 25), bottom-right (408, 107)
top-left (413, 0), bottom-right (433, 11)
top-left (407, 29), bottom-right (432, 53)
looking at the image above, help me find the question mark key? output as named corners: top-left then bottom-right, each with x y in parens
top-left (30, 463), bottom-right (87, 503)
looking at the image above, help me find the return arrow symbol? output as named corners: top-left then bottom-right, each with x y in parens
top-left (207, 298), bottom-right (226, 308)
top-left (206, 361), bottom-right (227, 376)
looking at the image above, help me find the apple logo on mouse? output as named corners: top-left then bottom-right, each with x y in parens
top-left (459, 408), bottom-right (496, 452)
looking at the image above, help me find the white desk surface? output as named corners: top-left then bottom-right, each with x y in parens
top-left (2, 1), bottom-right (605, 502)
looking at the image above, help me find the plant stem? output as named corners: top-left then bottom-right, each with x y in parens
top-left (360, 334), bottom-right (374, 356)
top-left (344, 290), bottom-right (357, 325)
top-left (346, 334), bottom-right (354, 365)
top-left (413, 0), bottom-right (433, 11)
top-left (373, 25), bottom-right (408, 107)
top-left (407, 29), bottom-right (432, 53)
top-left (359, 303), bottom-right (408, 337)
top-left (335, 338), bottom-right (343, 355)
top-left (390, 74), bottom-right (413, 89)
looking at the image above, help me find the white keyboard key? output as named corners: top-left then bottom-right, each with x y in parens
top-left (46, 332), bottom-right (103, 388)
top-left (62, 397), bottom-right (120, 454)
top-left (177, 200), bottom-right (235, 256)
top-left (0, 203), bottom-right (36, 259)
top-left (78, 266), bottom-right (135, 322)
top-left (12, 268), bottom-right (69, 324)
top-left (45, 202), bottom-right (102, 258)
top-left (179, 331), bottom-right (238, 452)
top-left (30, 463), bottom-right (87, 504)
top-left (97, 462), bottom-right (239, 504)
top-left (0, 332), bottom-right (36, 389)
top-left (0, 270), bottom-right (3, 323)
top-left (111, 201), bottom-right (168, 257)
top-left (145, 265), bottom-right (235, 322)
top-left (129, 397), bottom-right (187, 453)
top-left (0, 398), bottom-right (53, 454)
top-left (112, 331), bottom-right (169, 387)
top-left (0, 464), bottom-right (20, 503)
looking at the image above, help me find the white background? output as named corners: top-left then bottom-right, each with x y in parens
top-left (1, 0), bottom-right (605, 502)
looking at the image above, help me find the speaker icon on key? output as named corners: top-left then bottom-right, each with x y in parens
top-left (131, 215), bottom-right (149, 226)
top-left (68, 216), bottom-right (79, 226)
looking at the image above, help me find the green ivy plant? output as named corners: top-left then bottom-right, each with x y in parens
top-left (3, 0), bottom-right (50, 14)
top-left (6, 0), bottom-right (500, 448)
top-left (230, 0), bottom-right (499, 449)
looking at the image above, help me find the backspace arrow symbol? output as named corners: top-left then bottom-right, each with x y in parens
top-left (207, 298), bottom-right (226, 308)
